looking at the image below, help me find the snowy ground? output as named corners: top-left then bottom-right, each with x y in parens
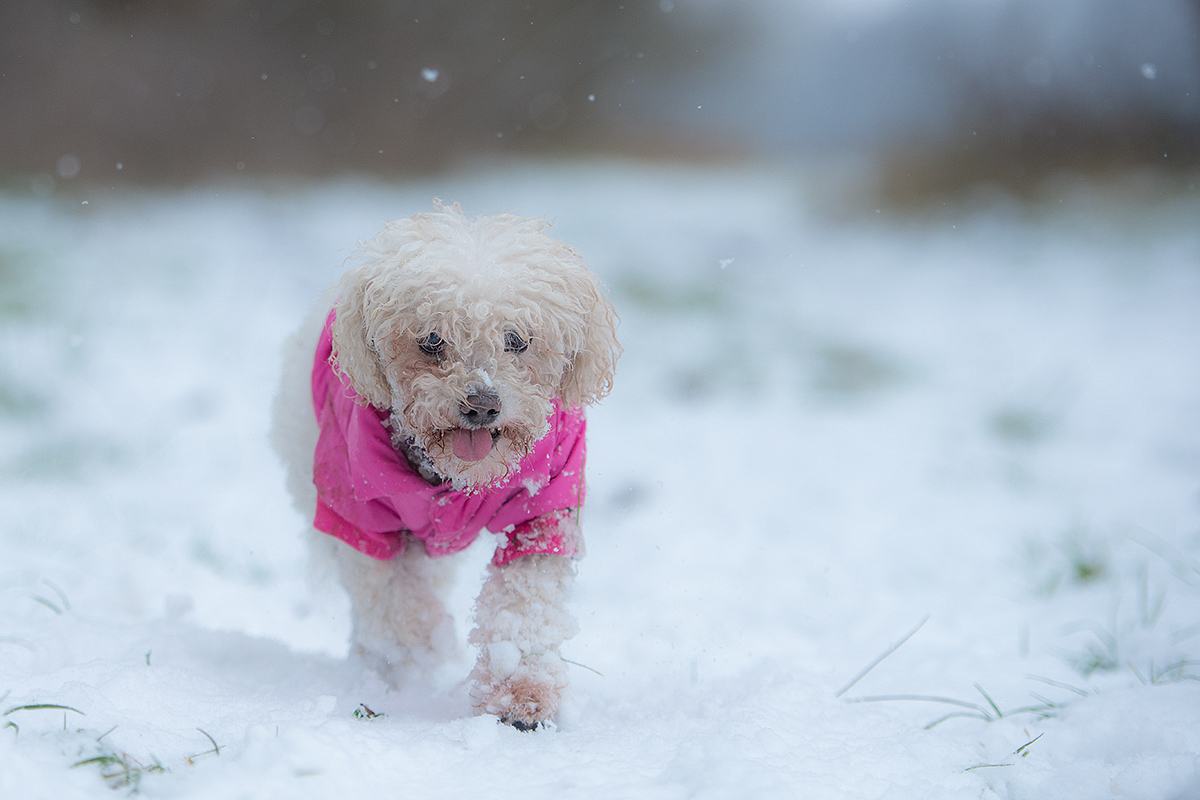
top-left (1, 162), bottom-right (1199, 799)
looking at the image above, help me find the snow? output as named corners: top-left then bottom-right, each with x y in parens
top-left (2, 162), bottom-right (1199, 798)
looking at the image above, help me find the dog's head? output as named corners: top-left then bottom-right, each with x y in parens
top-left (330, 204), bottom-right (619, 489)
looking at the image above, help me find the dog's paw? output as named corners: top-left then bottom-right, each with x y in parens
top-left (470, 651), bottom-right (567, 729)
top-left (493, 675), bottom-right (561, 729)
top-left (502, 716), bottom-right (543, 733)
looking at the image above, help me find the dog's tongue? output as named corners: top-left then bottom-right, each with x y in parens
top-left (451, 428), bottom-right (493, 462)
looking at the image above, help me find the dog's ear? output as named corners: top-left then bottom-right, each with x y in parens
top-left (331, 264), bottom-right (393, 409)
top-left (559, 271), bottom-right (621, 408)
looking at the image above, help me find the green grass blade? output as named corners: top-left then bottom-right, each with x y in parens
top-left (4, 703), bottom-right (85, 717)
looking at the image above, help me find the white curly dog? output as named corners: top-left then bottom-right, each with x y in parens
top-left (273, 204), bottom-right (619, 730)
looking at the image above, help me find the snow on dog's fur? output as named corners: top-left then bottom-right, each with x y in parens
top-left (273, 203), bottom-right (618, 729)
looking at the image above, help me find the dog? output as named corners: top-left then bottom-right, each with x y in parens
top-left (272, 203), bottom-right (619, 729)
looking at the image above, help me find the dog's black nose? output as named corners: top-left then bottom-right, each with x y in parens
top-left (460, 393), bottom-right (501, 427)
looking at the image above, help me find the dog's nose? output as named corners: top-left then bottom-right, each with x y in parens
top-left (460, 393), bottom-right (501, 427)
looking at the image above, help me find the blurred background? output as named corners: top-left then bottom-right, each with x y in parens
top-left (3, 0), bottom-right (1199, 202)
top-left (3, 4), bottom-right (1200, 794)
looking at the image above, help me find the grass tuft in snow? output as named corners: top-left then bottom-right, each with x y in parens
top-left (837, 617), bottom-right (1067, 728)
top-left (73, 752), bottom-right (168, 791)
top-left (3, 703), bottom-right (86, 717)
top-left (1014, 732), bottom-right (1044, 758)
top-left (844, 686), bottom-right (1063, 730)
top-left (965, 731), bottom-right (1051, 774)
top-left (186, 728), bottom-right (222, 762)
top-left (1133, 659), bottom-right (1200, 686)
top-left (353, 703), bottom-right (384, 720)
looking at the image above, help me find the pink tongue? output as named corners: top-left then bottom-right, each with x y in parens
top-left (451, 428), bottom-right (493, 462)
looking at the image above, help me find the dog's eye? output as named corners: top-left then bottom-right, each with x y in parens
top-left (504, 331), bottom-right (528, 354)
top-left (418, 332), bottom-right (445, 356)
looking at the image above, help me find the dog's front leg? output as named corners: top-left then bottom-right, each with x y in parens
top-left (468, 552), bottom-right (578, 729)
top-left (330, 537), bottom-right (457, 688)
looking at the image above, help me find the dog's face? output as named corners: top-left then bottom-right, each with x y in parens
top-left (331, 206), bottom-right (619, 490)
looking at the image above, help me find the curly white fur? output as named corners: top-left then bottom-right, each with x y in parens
top-left (272, 203), bottom-right (618, 729)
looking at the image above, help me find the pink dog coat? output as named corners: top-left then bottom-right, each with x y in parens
top-left (311, 311), bottom-right (585, 566)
